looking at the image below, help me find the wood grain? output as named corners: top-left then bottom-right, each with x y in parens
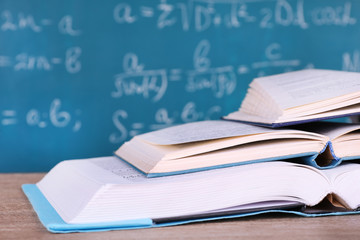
top-left (1, 173), bottom-right (360, 240)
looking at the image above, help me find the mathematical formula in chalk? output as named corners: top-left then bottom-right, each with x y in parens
top-left (114, 0), bottom-right (356, 31)
top-left (111, 40), bottom-right (304, 102)
top-left (343, 50), bottom-right (360, 72)
top-left (0, 47), bottom-right (81, 73)
top-left (1, 10), bottom-right (81, 36)
top-left (1, 99), bottom-right (82, 132)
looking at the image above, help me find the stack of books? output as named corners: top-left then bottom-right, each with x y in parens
top-left (23, 69), bottom-right (360, 233)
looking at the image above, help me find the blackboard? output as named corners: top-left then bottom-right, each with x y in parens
top-left (1, 0), bottom-right (360, 172)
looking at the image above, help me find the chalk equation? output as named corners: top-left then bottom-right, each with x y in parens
top-left (1, 99), bottom-right (82, 132)
top-left (109, 101), bottom-right (221, 144)
top-left (111, 41), bottom-right (239, 101)
top-left (1, 10), bottom-right (81, 36)
top-left (111, 53), bottom-right (169, 102)
top-left (113, 0), bottom-right (356, 31)
top-left (186, 39), bottom-right (237, 98)
top-left (343, 50), bottom-right (360, 72)
top-left (0, 47), bottom-right (82, 73)
top-left (112, 40), bottom-right (304, 102)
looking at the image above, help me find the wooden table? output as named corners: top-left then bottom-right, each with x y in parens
top-left (1, 173), bottom-right (360, 240)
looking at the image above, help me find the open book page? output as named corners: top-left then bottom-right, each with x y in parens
top-left (89, 157), bottom-right (150, 184)
top-left (89, 156), bottom-right (228, 184)
top-left (88, 157), bottom-right (330, 210)
top-left (321, 163), bottom-right (360, 209)
top-left (88, 157), bottom-right (325, 191)
top-left (127, 120), bottom-right (325, 162)
top-left (321, 163), bottom-right (359, 182)
top-left (116, 123), bottom-right (326, 175)
top-left (39, 157), bottom-right (333, 223)
top-left (137, 120), bottom-right (277, 145)
top-left (292, 122), bottom-right (360, 140)
top-left (254, 69), bottom-right (360, 110)
top-left (89, 156), bottom-right (297, 185)
top-left (239, 86), bottom-right (283, 120)
top-left (223, 111), bottom-right (277, 124)
top-left (316, 123), bottom-right (360, 140)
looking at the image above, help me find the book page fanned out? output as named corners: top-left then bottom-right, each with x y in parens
top-left (254, 69), bottom-right (360, 110)
top-left (138, 120), bottom-right (275, 145)
top-left (224, 69), bottom-right (360, 127)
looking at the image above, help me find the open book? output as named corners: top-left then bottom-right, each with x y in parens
top-left (23, 156), bottom-right (360, 233)
top-left (115, 120), bottom-right (360, 177)
top-left (223, 69), bottom-right (360, 127)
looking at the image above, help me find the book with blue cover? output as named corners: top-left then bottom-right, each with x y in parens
top-left (115, 120), bottom-right (360, 177)
top-left (23, 156), bottom-right (360, 233)
top-left (223, 69), bottom-right (360, 127)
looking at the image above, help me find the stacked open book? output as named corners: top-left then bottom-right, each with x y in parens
top-left (23, 69), bottom-right (360, 233)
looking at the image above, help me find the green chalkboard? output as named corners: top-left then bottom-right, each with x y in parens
top-left (1, 0), bottom-right (360, 172)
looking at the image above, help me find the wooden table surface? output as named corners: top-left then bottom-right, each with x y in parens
top-left (1, 173), bottom-right (360, 240)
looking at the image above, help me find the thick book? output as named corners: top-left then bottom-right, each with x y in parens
top-left (223, 69), bottom-right (360, 127)
top-left (114, 120), bottom-right (360, 177)
top-left (23, 156), bottom-right (360, 233)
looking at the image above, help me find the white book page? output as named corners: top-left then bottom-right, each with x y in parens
top-left (321, 163), bottom-right (360, 182)
top-left (88, 156), bottom-right (306, 186)
top-left (316, 123), bottom-right (360, 140)
top-left (89, 156), bottom-right (262, 184)
top-left (89, 157), bottom-right (148, 183)
top-left (223, 111), bottom-right (277, 124)
top-left (137, 120), bottom-right (276, 145)
top-left (43, 157), bottom-right (330, 223)
top-left (89, 156), bottom-right (194, 184)
top-left (294, 122), bottom-right (360, 140)
top-left (322, 163), bottom-right (360, 209)
top-left (83, 157), bottom-right (331, 211)
top-left (254, 69), bottom-right (360, 110)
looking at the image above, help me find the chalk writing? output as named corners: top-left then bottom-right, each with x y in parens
top-left (342, 50), bottom-right (360, 72)
top-left (186, 40), bottom-right (237, 98)
top-left (23, 99), bottom-right (82, 132)
top-left (112, 53), bottom-right (168, 102)
top-left (109, 110), bottom-right (128, 143)
top-left (260, 0), bottom-right (308, 29)
top-left (113, 0), bottom-right (356, 31)
top-left (1, 100), bottom-right (81, 132)
top-left (1, 110), bottom-right (18, 126)
top-left (237, 43), bottom-right (302, 77)
top-left (58, 15), bottom-right (82, 36)
top-left (0, 47), bottom-right (81, 73)
top-left (1, 10), bottom-right (42, 32)
top-left (311, 2), bottom-right (356, 26)
top-left (1, 11), bottom-right (82, 35)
